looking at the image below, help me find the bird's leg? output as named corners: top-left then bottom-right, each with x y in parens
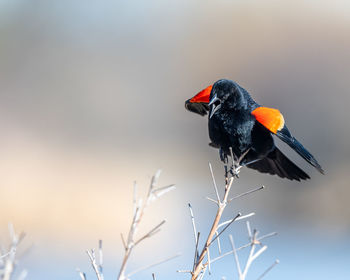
top-left (228, 147), bottom-right (239, 178)
top-left (228, 147), bottom-right (252, 178)
top-left (220, 148), bottom-right (230, 182)
top-left (219, 147), bottom-right (226, 162)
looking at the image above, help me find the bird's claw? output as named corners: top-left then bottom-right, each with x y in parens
top-left (223, 147), bottom-right (251, 181)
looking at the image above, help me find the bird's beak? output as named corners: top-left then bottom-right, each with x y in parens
top-left (209, 94), bottom-right (221, 118)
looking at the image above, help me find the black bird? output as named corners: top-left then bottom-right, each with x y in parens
top-left (185, 79), bottom-right (324, 181)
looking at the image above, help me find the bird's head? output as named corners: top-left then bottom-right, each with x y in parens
top-left (209, 79), bottom-right (244, 118)
top-left (185, 79), bottom-right (244, 118)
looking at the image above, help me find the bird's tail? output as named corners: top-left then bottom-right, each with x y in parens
top-left (276, 129), bottom-right (324, 174)
top-left (247, 148), bottom-right (310, 181)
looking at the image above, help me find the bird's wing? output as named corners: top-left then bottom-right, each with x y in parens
top-left (252, 106), bottom-right (324, 174)
top-left (247, 148), bottom-right (310, 181)
top-left (185, 85), bottom-right (212, 116)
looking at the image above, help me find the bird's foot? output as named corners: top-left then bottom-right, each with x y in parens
top-left (228, 162), bottom-right (241, 179)
top-left (226, 147), bottom-right (252, 179)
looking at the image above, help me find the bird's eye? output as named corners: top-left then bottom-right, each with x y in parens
top-left (213, 99), bottom-right (221, 107)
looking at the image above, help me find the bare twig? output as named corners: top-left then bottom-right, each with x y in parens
top-left (86, 249), bottom-right (104, 280)
top-left (257, 232), bottom-right (278, 242)
top-left (207, 247), bottom-right (211, 275)
top-left (227, 225), bottom-right (272, 280)
top-left (193, 232), bottom-right (201, 271)
top-left (98, 240), bottom-right (103, 277)
top-left (188, 204), bottom-right (198, 245)
top-left (177, 270), bottom-right (192, 274)
top-left (229, 235), bottom-right (242, 276)
top-left (120, 233), bottom-right (127, 251)
top-left (209, 213), bottom-right (241, 247)
top-left (247, 221), bottom-right (252, 240)
top-left (116, 171), bottom-right (175, 280)
top-left (228, 186), bottom-right (265, 202)
top-left (217, 212), bottom-right (255, 229)
top-left (134, 220), bottom-right (166, 245)
top-left (210, 229), bottom-right (277, 264)
top-left (183, 153), bottom-right (277, 280)
top-left (190, 164), bottom-right (237, 279)
top-left (205, 197), bottom-right (218, 205)
top-left (209, 163), bottom-right (220, 202)
top-left (127, 253), bottom-right (180, 277)
top-left (0, 224), bottom-right (27, 280)
top-left (76, 269), bottom-right (87, 280)
top-left (257, 260), bottom-right (279, 280)
top-left (214, 230), bottom-right (222, 255)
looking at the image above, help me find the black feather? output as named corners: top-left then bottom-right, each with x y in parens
top-left (276, 126), bottom-right (324, 174)
top-left (248, 148), bottom-right (310, 181)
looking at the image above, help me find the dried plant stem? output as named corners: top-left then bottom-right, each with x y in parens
top-left (127, 253), bottom-right (180, 277)
top-left (79, 171), bottom-right (175, 280)
top-left (87, 248), bottom-right (104, 280)
top-left (186, 151), bottom-right (271, 280)
top-left (257, 259), bottom-right (279, 280)
top-left (226, 222), bottom-right (277, 280)
top-left (0, 224), bottom-right (27, 280)
top-left (191, 164), bottom-right (235, 280)
top-left (117, 170), bottom-right (175, 280)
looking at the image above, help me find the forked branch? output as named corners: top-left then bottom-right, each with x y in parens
top-left (189, 157), bottom-right (262, 280)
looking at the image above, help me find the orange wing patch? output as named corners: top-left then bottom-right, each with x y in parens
top-left (252, 107), bottom-right (285, 134)
top-left (190, 85), bottom-right (213, 103)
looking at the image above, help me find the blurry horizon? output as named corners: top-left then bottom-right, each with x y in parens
top-left (0, 0), bottom-right (350, 279)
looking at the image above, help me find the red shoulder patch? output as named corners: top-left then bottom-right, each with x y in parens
top-left (190, 85), bottom-right (213, 103)
top-left (252, 107), bottom-right (285, 134)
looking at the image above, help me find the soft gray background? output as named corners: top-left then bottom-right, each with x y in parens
top-left (0, 0), bottom-right (349, 279)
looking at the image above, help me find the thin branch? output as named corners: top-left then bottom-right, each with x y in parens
top-left (177, 270), bottom-right (192, 274)
top-left (241, 231), bottom-right (259, 279)
top-left (207, 247), bottom-right (211, 275)
top-left (76, 269), bottom-right (87, 280)
top-left (247, 221), bottom-right (252, 240)
top-left (210, 230), bottom-right (277, 264)
top-left (215, 230), bottom-right (222, 255)
top-left (117, 172), bottom-right (174, 280)
top-left (86, 249), bottom-right (104, 280)
top-left (193, 232), bottom-right (201, 271)
top-left (205, 197), bottom-right (218, 205)
top-left (98, 240), bottom-right (103, 277)
top-left (257, 259), bottom-right (279, 280)
top-left (153, 184), bottom-right (176, 195)
top-left (2, 224), bottom-right (26, 280)
top-left (209, 213), bottom-right (241, 246)
top-left (251, 245), bottom-right (267, 262)
top-left (120, 233), bottom-right (127, 250)
top-left (0, 250), bottom-right (13, 260)
top-left (228, 186), bottom-right (265, 202)
top-left (257, 232), bottom-right (278, 242)
top-left (229, 234), bottom-right (242, 277)
top-left (191, 166), bottom-right (237, 279)
top-left (209, 162), bottom-right (221, 202)
top-left (217, 212), bottom-right (255, 229)
top-left (134, 220), bottom-right (166, 245)
top-left (127, 253), bottom-right (181, 277)
top-left (188, 203), bottom-right (198, 245)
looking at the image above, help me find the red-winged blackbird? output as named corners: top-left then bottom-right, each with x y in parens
top-left (185, 79), bottom-right (324, 181)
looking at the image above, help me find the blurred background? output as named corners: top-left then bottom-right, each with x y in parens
top-left (0, 0), bottom-right (349, 279)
